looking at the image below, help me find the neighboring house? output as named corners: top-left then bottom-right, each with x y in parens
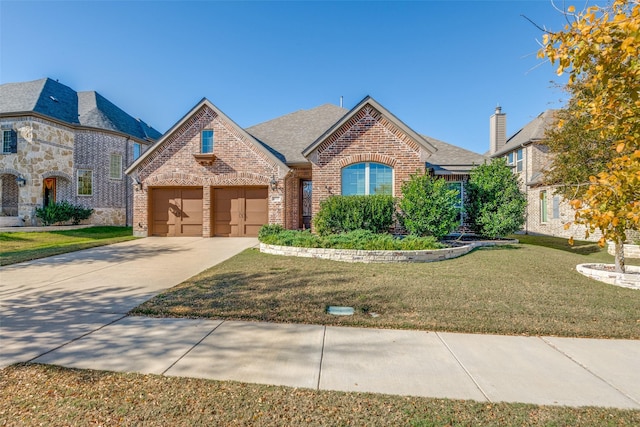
top-left (488, 107), bottom-right (602, 241)
top-left (0, 78), bottom-right (162, 226)
top-left (125, 95), bottom-right (486, 237)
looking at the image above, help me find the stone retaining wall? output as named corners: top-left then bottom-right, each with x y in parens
top-left (260, 240), bottom-right (516, 263)
top-left (607, 242), bottom-right (640, 259)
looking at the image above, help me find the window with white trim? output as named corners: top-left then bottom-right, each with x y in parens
top-left (341, 162), bottom-right (393, 195)
top-left (77, 169), bottom-right (93, 196)
top-left (109, 154), bottom-right (122, 179)
top-left (507, 149), bottom-right (523, 172)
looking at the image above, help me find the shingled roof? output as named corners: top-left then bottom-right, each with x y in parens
top-left (246, 104), bottom-right (347, 164)
top-left (0, 78), bottom-right (162, 141)
top-left (424, 136), bottom-right (487, 174)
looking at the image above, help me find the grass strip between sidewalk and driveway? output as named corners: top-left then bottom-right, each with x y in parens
top-left (1, 363), bottom-right (638, 427)
top-left (0, 226), bottom-right (136, 266)
top-left (132, 236), bottom-right (640, 339)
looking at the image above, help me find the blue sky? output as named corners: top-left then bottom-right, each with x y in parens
top-left (1, 1), bottom-right (579, 154)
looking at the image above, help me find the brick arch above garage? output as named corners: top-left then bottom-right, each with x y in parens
top-left (144, 172), bottom-right (272, 188)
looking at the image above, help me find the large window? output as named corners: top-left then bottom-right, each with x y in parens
top-left (201, 130), bottom-right (214, 153)
top-left (77, 169), bottom-right (93, 196)
top-left (341, 163), bottom-right (393, 195)
top-left (109, 154), bottom-right (122, 179)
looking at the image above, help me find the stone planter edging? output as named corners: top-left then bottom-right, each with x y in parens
top-left (607, 242), bottom-right (640, 259)
top-left (259, 239), bottom-right (517, 264)
top-left (576, 264), bottom-right (640, 290)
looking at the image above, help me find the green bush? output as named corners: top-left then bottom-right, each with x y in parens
top-left (313, 195), bottom-right (396, 236)
top-left (398, 173), bottom-right (460, 239)
top-left (257, 226), bottom-right (444, 250)
top-left (35, 201), bottom-right (93, 226)
top-left (465, 158), bottom-right (526, 238)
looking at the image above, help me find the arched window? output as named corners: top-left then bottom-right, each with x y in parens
top-left (341, 162), bottom-right (393, 195)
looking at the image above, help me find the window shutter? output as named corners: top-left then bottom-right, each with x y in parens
top-left (9, 130), bottom-right (17, 153)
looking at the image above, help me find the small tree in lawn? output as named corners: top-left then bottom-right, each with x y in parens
top-left (465, 159), bottom-right (526, 239)
top-left (539, 0), bottom-right (640, 272)
top-left (398, 173), bottom-right (460, 239)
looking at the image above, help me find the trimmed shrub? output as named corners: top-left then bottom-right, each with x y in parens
top-left (257, 227), bottom-right (444, 250)
top-left (313, 195), bottom-right (396, 236)
top-left (398, 173), bottom-right (460, 239)
top-left (465, 158), bottom-right (526, 238)
top-left (35, 201), bottom-right (93, 226)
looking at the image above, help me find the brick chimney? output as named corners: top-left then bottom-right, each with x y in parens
top-left (489, 106), bottom-right (506, 155)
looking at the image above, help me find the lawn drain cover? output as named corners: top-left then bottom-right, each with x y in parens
top-left (327, 306), bottom-right (355, 316)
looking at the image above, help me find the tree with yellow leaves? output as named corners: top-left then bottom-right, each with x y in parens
top-left (540, 0), bottom-right (640, 273)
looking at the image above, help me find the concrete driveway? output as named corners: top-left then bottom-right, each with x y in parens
top-left (0, 237), bottom-right (258, 368)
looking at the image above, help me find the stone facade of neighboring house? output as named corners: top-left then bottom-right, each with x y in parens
top-left (0, 78), bottom-right (161, 226)
top-left (126, 95), bottom-right (487, 237)
top-left (488, 107), bottom-right (603, 241)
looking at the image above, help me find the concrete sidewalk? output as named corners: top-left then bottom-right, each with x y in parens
top-left (1, 238), bottom-right (639, 409)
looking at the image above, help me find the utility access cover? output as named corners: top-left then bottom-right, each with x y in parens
top-left (327, 306), bottom-right (355, 316)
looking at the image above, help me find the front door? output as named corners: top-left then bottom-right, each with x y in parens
top-left (43, 178), bottom-right (56, 207)
top-left (300, 180), bottom-right (312, 229)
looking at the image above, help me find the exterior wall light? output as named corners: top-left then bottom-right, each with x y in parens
top-left (15, 175), bottom-right (26, 187)
top-left (270, 176), bottom-right (278, 191)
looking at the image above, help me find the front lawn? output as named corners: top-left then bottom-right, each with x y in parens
top-left (1, 364), bottom-right (638, 426)
top-left (132, 236), bottom-right (640, 339)
top-left (0, 226), bottom-right (136, 266)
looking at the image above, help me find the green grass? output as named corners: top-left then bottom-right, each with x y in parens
top-left (0, 226), bottom-right (137, 266)
top-left (1, 364), bottom-right (638, 427)
top-left (132, 235), bottom-right (640, 339)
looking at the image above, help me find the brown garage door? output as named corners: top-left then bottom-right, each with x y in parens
top-left (213, 187), bottom-right (268, 237)
top-left (151, 188), bottom-right (203, 237)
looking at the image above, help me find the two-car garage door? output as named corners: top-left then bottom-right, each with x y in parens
top-left (150, 186), bottom-right (268, 237)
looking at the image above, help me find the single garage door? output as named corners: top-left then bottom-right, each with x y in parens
top-left (213, 187), bottom-right (268, 237)
top-left (151, 188), bottom-right (203, 237)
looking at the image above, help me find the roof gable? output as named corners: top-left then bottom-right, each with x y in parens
top-left (126, 98), bottom-right (290, 176)
top-left (302, 96), bottom-right (436, 159)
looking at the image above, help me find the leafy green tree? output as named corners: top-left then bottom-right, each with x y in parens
top-left (398, 173), bottom-right (460, 239)
top-left (465, 159), bottom-right (526, 238)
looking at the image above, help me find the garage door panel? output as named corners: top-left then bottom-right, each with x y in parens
top-left (151, 188), bottom-right (202, 237)
top-left (213, 186), bottom-right (268, 237)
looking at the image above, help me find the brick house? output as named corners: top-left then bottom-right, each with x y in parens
top-left (125, 96), bottom-right (486, 237)
top-left (0, 78), bottom-right (161, 226)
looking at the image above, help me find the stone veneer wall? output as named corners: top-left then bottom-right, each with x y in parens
top-left (260, 240), bottom-right (516, 263)
top-left (132, 105), bottom-right (285, 237)
top-left (0, 117), bottom-right (74, 224)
